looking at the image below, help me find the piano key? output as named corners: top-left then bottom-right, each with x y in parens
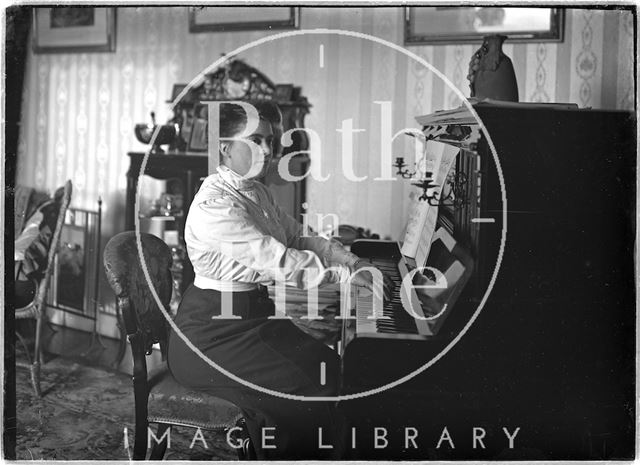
top-left (352, 254), bottom-right (434, 339)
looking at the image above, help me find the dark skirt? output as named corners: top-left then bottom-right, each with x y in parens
top-left (167, 284), bottom-right (346, 459)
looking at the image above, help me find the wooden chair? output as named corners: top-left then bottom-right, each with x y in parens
top-left (15, 180), bottom-right (72, 397)
top-left (103, 231), bottom-right (253, 460)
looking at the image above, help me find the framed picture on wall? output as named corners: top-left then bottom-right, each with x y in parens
top-left (188, 6), bottom-right (299, 32)
top-left (33, 7), bottom-right (116, 53)
top-left (405, 7), bottom-right (564, 44)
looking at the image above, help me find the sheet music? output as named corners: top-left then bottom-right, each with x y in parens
top-left (415, 143), bottom-right (459, 266)
top-left (414, 99), bottom-right (579, 127)
top-left (415, 106), bottom-right (476, 126)
top-left (401, 141), bottom-right (459, 261)
top-left (414, 207), bottom-right (438, 267)
top-left (401, 140), bottom-right (444, 258)
top-left (400, 190), bottom-right (431, 258)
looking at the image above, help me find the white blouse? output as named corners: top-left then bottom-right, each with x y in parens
top-left (185, 165), bottom-right (359, 291)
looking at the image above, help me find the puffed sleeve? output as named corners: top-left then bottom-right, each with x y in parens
top-left (185, 192), bottom-right (350, 290)
top-left (263, 188), bottom-right (361, 270)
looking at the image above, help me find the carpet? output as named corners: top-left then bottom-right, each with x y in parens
top-left (15, 356), bottom-right (237, 461)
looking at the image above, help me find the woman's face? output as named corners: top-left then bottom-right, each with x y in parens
top-left (222, 119), bottom-right (274, 179)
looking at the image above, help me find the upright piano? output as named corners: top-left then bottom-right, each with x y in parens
top-left (339, 103), bottom-right (635, 460)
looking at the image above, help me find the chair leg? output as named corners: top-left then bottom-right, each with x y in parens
top-left (15, 330), bottom-right (33, 364)
top-left (16, 327), bottom-right (41, 396)
top-left (133, 419), bottom-right (149, 460)
top-left (32, 308), bottom-right (45, 397)
top-left (235, 418), bottom-right (255, 460)
top-left (149, 424), bottom-right (171, 460)
top-left (30, 362), bottom-right (42, 398)
top-left (113, 311), bottom-right (128, 369)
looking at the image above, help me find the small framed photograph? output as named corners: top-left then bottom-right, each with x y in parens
top-left (275, 84), bottom-right (294, 102)
top-left (33, 7), bottom-right (116, 54)
top-left (168, 84), bottom-right (187, 103)
top-left (180, 110), bottom-right (194, 146)
top-left (194, 103), bottom-right (208, 120)
top-left (404, 7), bottom-right (564, 44)
top-left (189, 6), bottom-right (299, 33)
top-left (188, 118), bottom-right (208, 152)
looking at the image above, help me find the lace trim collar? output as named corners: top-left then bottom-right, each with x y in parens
top-left (217, 165), bottom-right (255, 191)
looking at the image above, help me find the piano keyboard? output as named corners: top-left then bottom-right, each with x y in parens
top-left (354, 256), bottom-right (433, 340)
top-left (343, 232), bottom-right (473, 346)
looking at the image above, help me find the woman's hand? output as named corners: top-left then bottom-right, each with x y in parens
top-left (350, 259), bottom-right (394, 301)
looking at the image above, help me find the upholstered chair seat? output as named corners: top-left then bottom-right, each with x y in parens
top-left (146, 362), bottom-right (243, 430)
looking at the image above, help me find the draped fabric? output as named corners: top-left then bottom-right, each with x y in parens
top-left (15, 7), bottom-right (634, 315)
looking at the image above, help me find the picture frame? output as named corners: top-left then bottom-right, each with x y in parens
top-left (167, 84), bottom-right (187, 103)
top-left (189, 6), bottom-right (299, 33)
top-left (188, 118), bottom-right (208, 152)
top-left (275, 84), bottom-right (294, 102)
top-left (404, 7), bottom-right (564, 45)
top-left (33, 7), bottom-right (116, 54)
top-left (180, 110), bottom-right (194, 147)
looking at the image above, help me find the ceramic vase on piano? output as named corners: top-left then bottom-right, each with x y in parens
top-left (468, 34), bottom-right (519, 102)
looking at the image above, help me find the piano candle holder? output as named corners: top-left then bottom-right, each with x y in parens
top-left (394, 157), bottom-right (442, 204)
top-left (394, 157), bottom-right (417, 179)
top-left (394, 156), bottom-right (469, 208)
top-left (435, 170), bottom-right (469, 208)
top-left (411, 177), bottom-right (440, 203)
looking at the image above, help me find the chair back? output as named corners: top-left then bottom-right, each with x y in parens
top-left (15, 180), bottom-right (72, 317)
top-left (103, 232), bottom-right (173, 360)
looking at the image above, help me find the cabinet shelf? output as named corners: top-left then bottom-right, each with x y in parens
top-left (138, 214), bottom-right (184, 221)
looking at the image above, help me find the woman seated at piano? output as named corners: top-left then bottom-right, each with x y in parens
top-left (167, 101), bottom-right (390, 459)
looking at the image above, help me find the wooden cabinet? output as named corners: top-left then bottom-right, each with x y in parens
top-left (125, 59), bottom-right (313, 290)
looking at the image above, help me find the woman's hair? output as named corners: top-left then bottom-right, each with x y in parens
top-left (218, 101), bottom-right (283, 161)
top-left (219, 101), bottom-right (282, 138)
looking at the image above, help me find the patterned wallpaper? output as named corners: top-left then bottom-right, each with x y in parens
top-left (15, 7), bottom-right (635, 316)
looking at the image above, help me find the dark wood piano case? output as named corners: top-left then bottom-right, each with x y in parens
top-left (341, 106), bottom-right (635, 460)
